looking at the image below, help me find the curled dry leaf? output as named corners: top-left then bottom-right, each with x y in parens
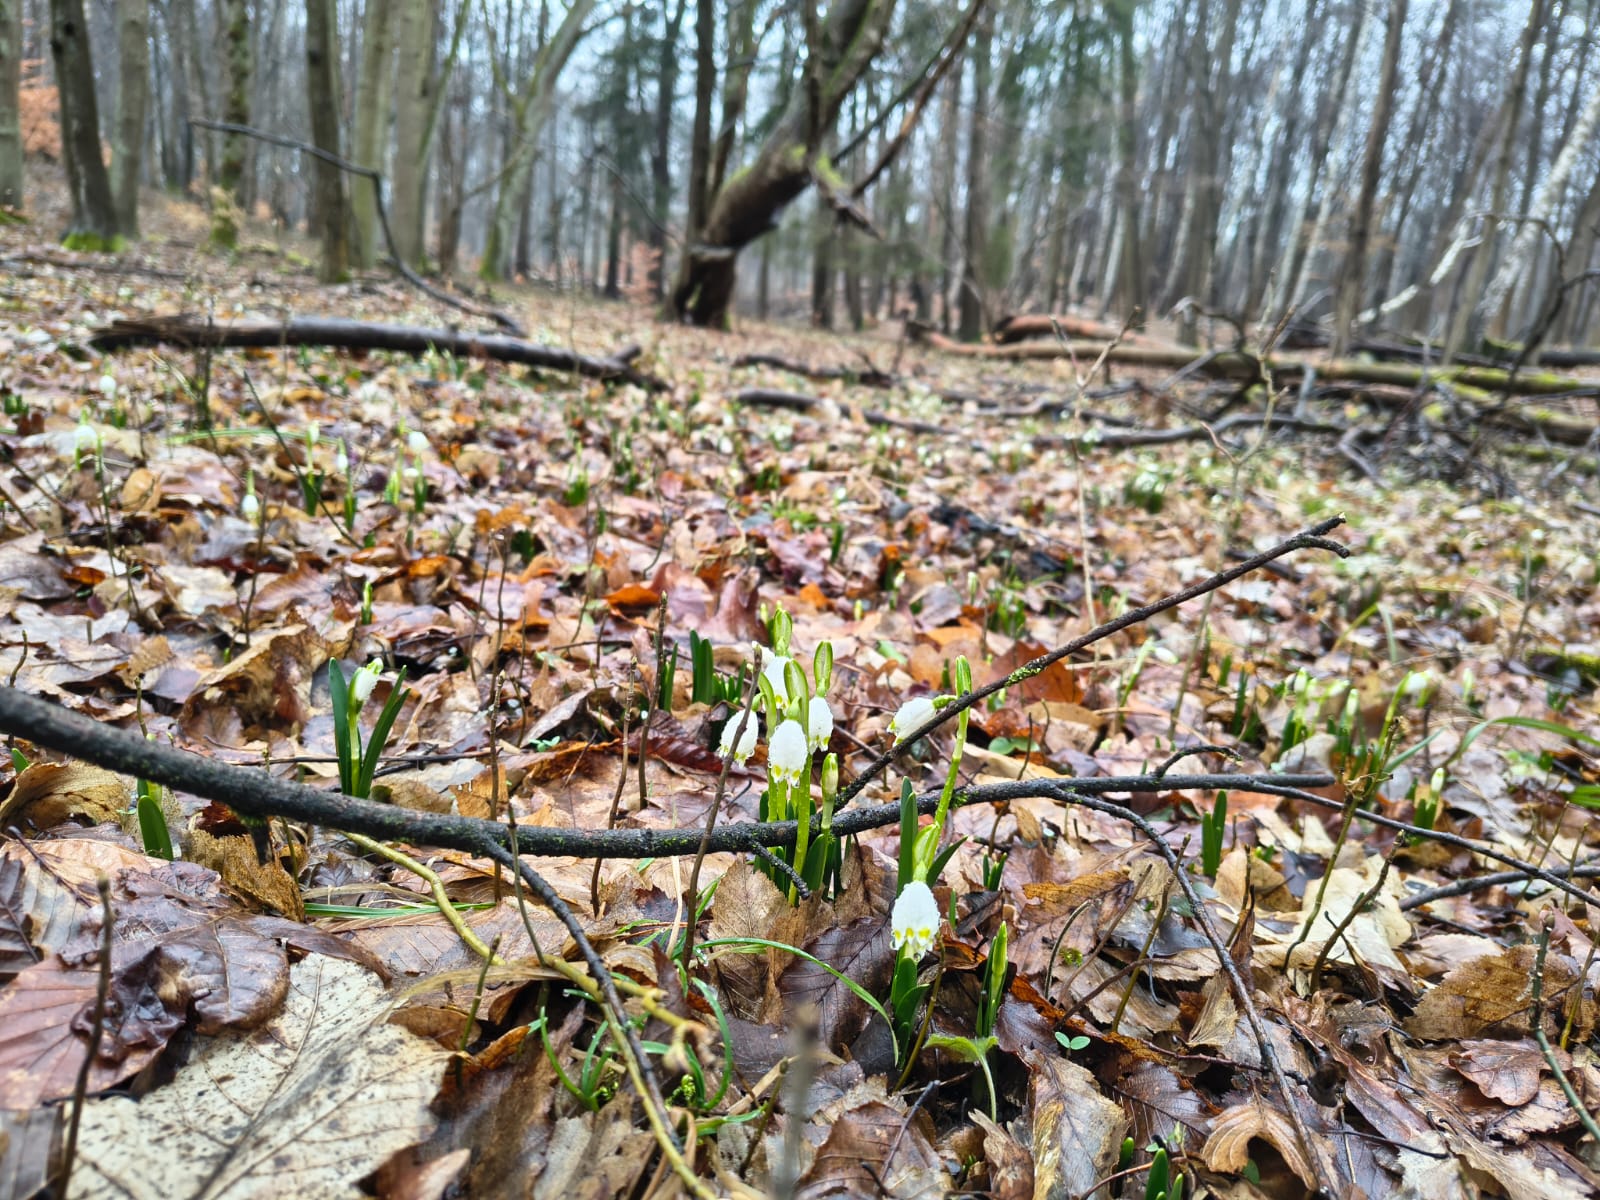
top-left (796, 1097), bottom-right (944, 1200)
top-left (0, 761), bottom-right (128, 831)
top-left (66, 954), bottom-right (447, 1200)
top-left (1408, 943), bottom-right (1596, 1041)
top-left (1023, 1049), bottom-right (1127, 1200)
top-left (1203, 1095), bottom-right (1319, 1190)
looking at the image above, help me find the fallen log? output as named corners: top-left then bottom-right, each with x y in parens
top-left (731, 351), bottom-right (896, 387)
top-left (911, 327), bottom-right (1598, 399)
top-left (90, 314), bottom-right (668, 392)
top-left (736, 387), bottom-right (1344, 450)
top-left (989, 313), bottom-right (1176, 348)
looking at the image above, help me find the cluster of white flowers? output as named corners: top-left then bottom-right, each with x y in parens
top-left (714, 645), bottom-right (837, 778)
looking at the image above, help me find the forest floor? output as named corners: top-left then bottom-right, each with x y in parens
top-left (1, 182), bottom-right (1599, 1200)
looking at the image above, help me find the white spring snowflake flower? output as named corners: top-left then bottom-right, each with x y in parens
top-left (761, 652), bottom-right (795, 705)
top-left (807, 695), bottom-right (833, 753)
top-left (767, 719), bottom-right (809, 787)
top-left (306, 422), bottom-right (320, 448)
top-left (407, 429), bottom-right (429, 456)
top-left (74, 420), bottom-right (99, 452)
top-left (718, 712), bottom-right (758, 765)
top-left (349, 661), bottom-right (382, 707)
top-left (96, 374), bottom-right (117, 397)
top-left (891, 881), bottom-right (939, 958)
top-left (240, 493), bottom-right (260, 521)
top-left (335, 447), bottom-right (350, 474)
top-left (889, 696), bottom-right (937, 746)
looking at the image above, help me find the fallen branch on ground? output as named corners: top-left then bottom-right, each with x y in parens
top-left (90, 314), bottom-right (667, 392)
top-left (736, 387), bottom-right (1345, 450)
top-left (989, 313), bottom-right (1178, 348)
top-left (911, 326), bottom-right (1598, 400)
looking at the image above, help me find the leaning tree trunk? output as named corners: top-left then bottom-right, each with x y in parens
top-left (670, 0), bottom-right (899, 327)
top-left (50, 0), bottom-right (117, 245)
top-left (112, 0), bottom-right (150, 238)
top-left (304, 0), bottom-right (348, 282)
top-left (0, 0), bottom-right (21, 211)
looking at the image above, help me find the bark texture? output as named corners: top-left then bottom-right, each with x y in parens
top-left (50, 0), bottom-right (118, 243)
top-left (670, 0), bottom-right (899, 327)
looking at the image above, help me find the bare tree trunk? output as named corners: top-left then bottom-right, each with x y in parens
top-left (1109, 0), bottom-right (1143, 326)
top-left (957, 11), bottom-right (991, 342)
top-left (1270, 6), bottom-right (1365, 317)
top-left (304, 0), bottom-right (349, 281)
top-left (351, 0), bottom-right (397, 269)
top-left (112, 0), bottom-right (149, 238)
top-left (218, 0), bottom-right (251, 200)
top-left (1332, 0), bottom-right (1407, 355)
top-left (811, 206), bottom-right (835, 328)
top-left (685, 0), bottom-right (715, 243)
top-left (0, 0), bottom-right (22, 210)
top-left (649, 0), bottom-right (688, 297)
top-left (393, 0), bottom-right (467, 269)
top-left (1481, 75), bottom-right (1600, 335)
top-left (50, 0), bottom-right (117, 245)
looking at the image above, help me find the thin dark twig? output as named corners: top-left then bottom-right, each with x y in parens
top-left (475, 838), bottom-right (679, 1148)
top-left (682, 674), bottom-right (759, 965)
top-left (1399, 862), bottom-right (1600, 910)
top-left (751, 842), bottom-right (811, 899)
top-left (188, 118), bottom-right (524, 335)
top-left (1154, 743), bottom-right (1240, 780)
top-left (1242, 779), bottom-right (1600, 912)
top-left (0, 688), bottom-right (1338, 863)
top-left (1059, 787), bottom-right (1335, 1196)
top-left (1530, 914), bottom-right (1600, 1144)
top-left (60, 877), bottom-right (114, 1197)
top-left (839, 517), bottom-right (1350, 807)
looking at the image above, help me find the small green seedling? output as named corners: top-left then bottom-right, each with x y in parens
top-left (135, 778), bottom-right (174, 860)
top-left (1201, 791), bottom-right (1227, 878)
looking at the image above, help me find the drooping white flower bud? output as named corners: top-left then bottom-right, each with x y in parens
top-left (807, 695), bottom-right (833, 753)
top-left (889, 696), bottom-right (937, 746)
top-left (718, 712), bottom-right (757, 765)
top-left (349, 661), bottom-right (382, 707)
top-left (891, 881), bottom-right (939, 958)
top-left (767, 719), bottom-right (809, 786)
top-left (241, 493), bottom-right (260, 521)
top-left (761, 652), bottom-right (794, 705)
top-left (407, 429), bottom-right (429, 456)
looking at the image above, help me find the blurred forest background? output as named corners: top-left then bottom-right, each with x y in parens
top-left (2, 0), bottom-right (1596, 351)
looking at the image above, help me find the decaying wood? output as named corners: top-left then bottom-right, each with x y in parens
top-left (737, 387), bottom-right (1344, 450)
top-left (911, 326), bottom-right (1597, 400)
top-left (989, 313), bottom-right (1176, 347)
top-left (732, 351), bottom-right (896, 387)
top-left (90, 314), bottom-right (668, 391)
